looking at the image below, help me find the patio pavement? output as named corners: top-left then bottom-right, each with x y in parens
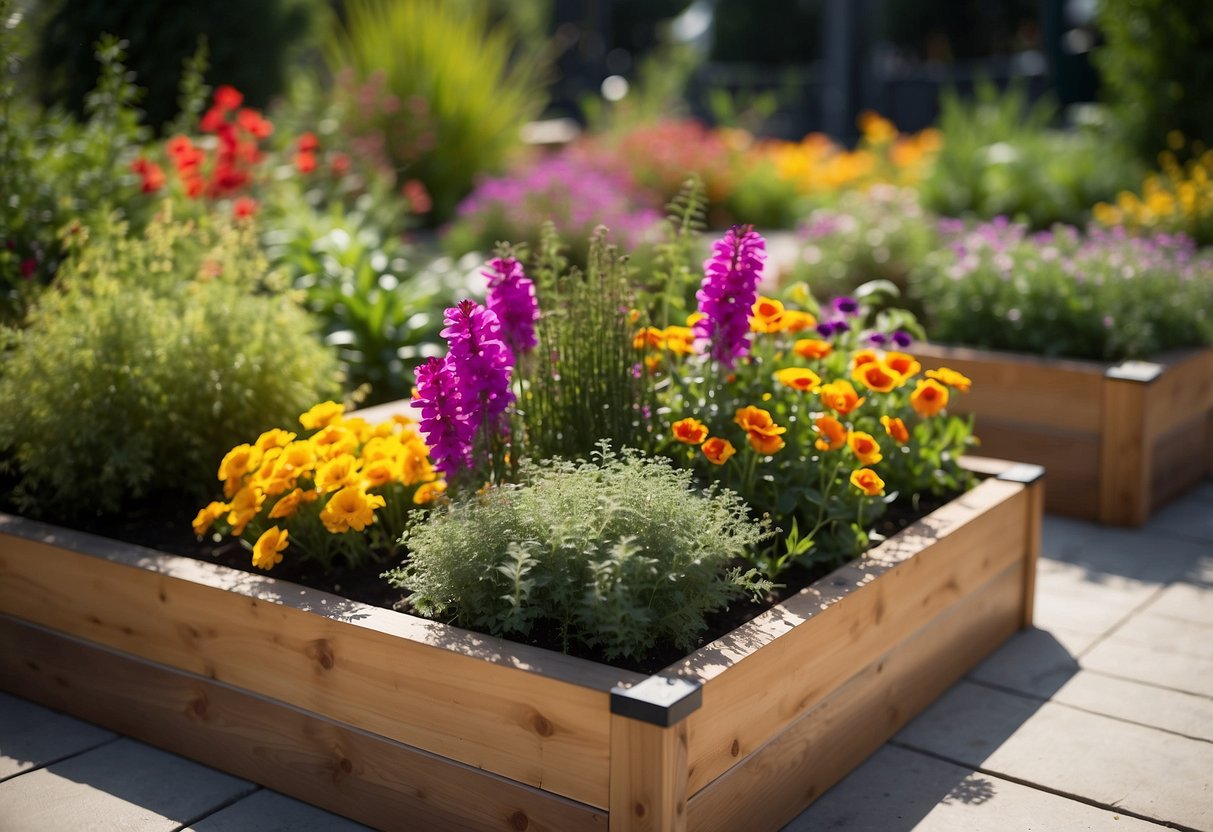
top-left (1, 479), bottom-right (1210, 831)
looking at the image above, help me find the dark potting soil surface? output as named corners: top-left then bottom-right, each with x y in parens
top-left (3, 483), bottom-right (950, 675)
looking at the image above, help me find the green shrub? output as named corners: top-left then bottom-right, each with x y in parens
top-left (0, 209), bottom-right (342, 518)
top-left (325, 0), bottom-right (550, 223)
top-left (388, 446), bottom-right (771, 662)
top-left (1094, 0), bottom-right (1213, 160)
top-left (919, 81), bottom-right (1139, 228)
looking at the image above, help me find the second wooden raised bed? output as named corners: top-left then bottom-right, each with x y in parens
top-left (0, 458), bottom-right (1042, 831)
top-left (918, 344), bottom-right (1213, 525)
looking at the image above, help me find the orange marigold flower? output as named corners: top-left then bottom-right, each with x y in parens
top-left (881, 415), bottom-right (910, 444)
top-left (793, 338), bottom-right (833, 360)
top-left (774, 367), bottom-right (822, 393)
top-left (814, 415), bottom-right (847, 451)
top-left (850, 468), bottom-right (886, 497)
top-left (633, 326), bottom-right (665, 350)
top-left (748, 431), bottom-right (785, 454)
top-left (847, 431), bottom-right (883, 465)
top-left (910, 379), bottom-right (950, 417)
top-left (413, 480), bottom-right (447, 505)
top-left (851, 349), bottom-right (879, 369)
top-left (851, 360), bottom-right (902, 393)
top-left (819, 380), bottom-right (865, 415)
top-left (884, 351), bottom-right (921, 379)
top-left (780, 309), bottom-right (817, 333)
top-left (702, 436), bottom-right (737, 465)
top-left (926, 367), bottom-right (973, 392)
top-left (672, 418), bottom-right (709, 445)
top-left (734, 405), bottom-right (785, 437)
top-left (252, 526), bottom-right (289, 570)
top-left (663, 325), bottom-right (695, 356)
top-left (750, 296), bottom-right (785, 333)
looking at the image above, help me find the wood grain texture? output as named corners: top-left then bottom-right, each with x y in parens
top-left (1099, 376), bottom-right (1151, 526)
top-left (687, 559), bottom-right (1026, 832)
top-left (0, 515), bottom-right (638, 808)
top-left (609, 717), bottom-right (689, 832)
top-left (1141, 349), bottom-right (1213, 443)
top-left (0, 616), bottom-right (607, 832)
top-left (674, 477), bottom-right (1030, 796)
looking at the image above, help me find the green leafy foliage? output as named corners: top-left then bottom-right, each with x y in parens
top-left (0, 209), bottom-right (342, 518)
top-left (919, 80), bottom-right (1139, 229)
top-left (325, 0), bottom-right (551, 223)
top-left (388, 445), bottom-right (772, 662)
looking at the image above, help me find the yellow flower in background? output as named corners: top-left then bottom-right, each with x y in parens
top-left (268, 487), bottom-right (311, 520)
top-left (252, 526), bottom-right (289, 570)
top-left (847, 431), bottom-right (883, 465)
top-left (750, 297), bottom-right (786, 333)
top-left (884, 352), bottom-right (921, 379)
top-left (192, 501), bottom-right (229, 537)
top-left (702, 436), bottom-right (736, 465)
top-left (217, 443), bottom-right (262, 498)
top-left (663, 325), bottom-right (696, 356)
top-left (850, 468), bottom-right (885, 497)
top-left (858, 110), bottom-right (896, 144)
top-left (343, 417), bottom-right (374, 443)
top-left (320, 485), bottom-right (385, 533)
top-left (299, 400), bottom-right (345, 430)
top-left (747, 431), bottom-right (785, 454)
top-left (774, 367), bottom-right (822, 393)
top-left (254, 428), bottom-right (296, 453)
top-left (315, 453), bottom-right (361, 492)
top-left (814, 415), bottom-right (847, 451)
top-left (633, 326), bottom-right (665, 350)
top-left (361, 435), bottom-right (402, 465)
top-left (881, 415), bottom-right (910, 444)
top-left (311, 424), bottom-right (359, 460)
top-left (686, 311), bottom-right (707, 327)
top-left (400, 439), bottom-right (436, 485)
top-left (672, 417), bottom-right (710, 445)
top-left (793, 338), bottom-right (833, 360)
top-left (276, 440), bottom-right (316, 479)
top-left (851, 349), bottom-right (878, 369)
top-left (226, 485), bottom-right (265, 536)
top-left (780, 309), bottom-right (817, 334)
top-left (926, 367), bottom-right (972, 392)
top-left (362, 457), bottom-right (400, 489)
top-left (910, 379), bottom-right (950, 417)
top-left (851, 360), bottom-right (902, 393)
top-left (820, 380), bottom-right (865, 415)
top-left (413, 480), bottom-right (447, 505)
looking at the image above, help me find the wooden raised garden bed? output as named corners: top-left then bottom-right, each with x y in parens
top-left (0, 458), bottom-right (1043, 832)
top-left (918, 344), bottom-right (1213, 526)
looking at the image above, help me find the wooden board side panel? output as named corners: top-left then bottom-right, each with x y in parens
top-left (1149, 409), bottom-right (1213, 511)
top-left (0, 538), bottom-right (612, 808)
top-left (609, 718), bottom-right (689, 832)
top-left (916, 346), bottom-right (1105, 433)
top-left (0, 616), bottom-right (607, 832)
top-left (1099, 377), bottom-right (1150, 525)
top-left (1143, 349), bottom-right (1213, 442)
top-left (965, 420), bottom-right (1099, 520)
top-left (687, 559), bottom-right (1025, 832)
top-left (682, 485), bottom-right (1030, 795)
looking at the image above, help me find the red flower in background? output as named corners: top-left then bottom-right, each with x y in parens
top-left (402, 178), bottom-right (431, 214)
top-left (232, 196), bottom-right (259, 219)
top-left (130, 157), bottom-right (165, 193)
top-left (213, 85), bottom-right (244, 112)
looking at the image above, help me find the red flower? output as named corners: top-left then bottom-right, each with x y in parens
top-left (401, 178), bottom-right (432, 214)
top-left (294, 151), bottom-right (317, 173)
top-left (330, 152), bottom-right (351, 175)
top-left (213, 85), bottom-right (244, 112)
top-left (199, 106), bottom-right (226, 133)
top-left (129, 157), bottom-right (166, 193)
top-left (236, 108), bottom-right (273, 139)
top-left (297, 132), bottom-right (319, 152)
top-left (183, 175), bottom-right (205, 198)
top-left (19, 258), bottom-right (37, 278)
top-left (232, 196), bottom-right (259, 219)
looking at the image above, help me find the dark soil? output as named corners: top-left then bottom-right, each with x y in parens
top-left (2, 481), bottom-right (949, 676)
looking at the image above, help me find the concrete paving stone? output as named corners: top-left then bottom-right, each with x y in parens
top-left (785, 744), bottom-right (1168, 832)
top-left (185, 789), bottom-right (372, 832)
top-left (1140, 582), bottom-right (1213, 626)
top-left (966, 627), bottom-right (1082, 698)
top-left (0, 693), bottom-right (117, 781)
top-left (1050, 672), bottom-right (1213, 743)
top-left (1080, 638), bottom-right (1213, 698)
top-left (1039, 517), bottom-right (1204, 585)
top-left (1145, 479), bottom-right (1213, 545)
top-left (1108, 609), bottom-right (1213, 660)
top-left (0, 737), bottom-right (255, 832)
top-left (895, 681), bottom-right (1213, 831)
top-left (1033, 585), bottom-right (1154, 638)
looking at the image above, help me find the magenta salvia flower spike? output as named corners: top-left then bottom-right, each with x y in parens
top-left (694, 224), bottom-right (767, 369)
top-left (484, 256), bottom-right (539, 355)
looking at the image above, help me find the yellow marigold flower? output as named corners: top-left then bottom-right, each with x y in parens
top-left (734, 405), bottom-right (786, 438)
top-left (851, 349), bottom-right (878, 369)
top-left (276, 441), bottom-right (316, 479)
top-left (361, 435), bottom-right (402, 465)
top-left (793, 338), bottom-right (833, 360)
top-left (750, 297), bottom-right (786, 333)
top-left (814, 415), bottom-right (847, 451)
top-left (926, 367), bottom-right (972, 392)
top-left (226, 485), bottom-right (265, 536)
top-left (362, 457), bottom-right (400, 489)
top-left (663, 325), bottom-right (696, 356)
top-left (672, 418), bottom-right (709, 445)
top-left (299, 400), bottom-right (345, 430)
top-left (413, 480), bottom-right (446, 505)
top-left (780, 309), bottom-right (817, 334)
top-left (218, 443), bottom-right (262, 498)
top-left (644, 354), bottom-right (663, 373)
top-left (858, 110), bottom-right (896, 144)
top-left (702, 436), bottom-right (736, 465)
top-left (884, 352), bottom-right (921, 379)
top-left (192, 501), bottom-right (229, 537)
top-left (311, 424), bottom-right (359, 460)
top-left (400, 442), bottom-right (436, 486)
top-left (851, 360), bottom-right (902, 393)
top-left (774, 366), bottom-right (822, 393)
top-left (850, 468), bottom-right (885, 497)
top-left (910, 379), bottom-right (950, 417)
top-left (881, 415), bottom-right (910, 444)
top-left (847, 431), bottom-right (883, 465)
top-left (254, 429), bottom-right (297, 453)
top-left (316, 454), bottom-right (361, 492)
top-left (628, 308), bottom-right (642, 324)
top-left (686, 311), bottom-right (707, 327)
top-left (268, 487), bottom-right (309, 520)
top-left (633, 326), bottom-right (665, 350)
top-left (343, 417), bottom-right (373, 443)
top-left (252, 526), bottom-right (289, 571)
top-left (320, 485), bottom-right (385, 533)
top-left (820, 380), bottom-right (865, 415)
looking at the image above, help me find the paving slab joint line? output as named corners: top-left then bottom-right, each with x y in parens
top-left (1073, 580), bottom-right (1174, 662)
top-left (0, 734), bottom-right (123, 786)
top-left (886, 740), bottom-right (1203, 832)
top-left (170, 784), bottom-right (263, 832)
top-left (1079, 666), bottom-right (1213, 706)
top-left (962, 677), bottom-right (1213, 746)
